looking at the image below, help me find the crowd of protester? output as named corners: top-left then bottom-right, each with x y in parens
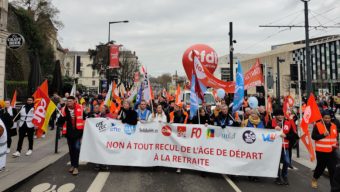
top-left (0, 90), bottom-right (339, 190)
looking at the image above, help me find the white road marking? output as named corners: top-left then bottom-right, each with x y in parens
top-left (66, 161), bottom-right (88, 166)
top-left (222, 175), bottom-right (242, 192)
top-left (86, 172), bottom-right (110, 192)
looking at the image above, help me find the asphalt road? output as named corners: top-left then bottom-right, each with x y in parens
top-left (9, 154), bottom-right (331, 192)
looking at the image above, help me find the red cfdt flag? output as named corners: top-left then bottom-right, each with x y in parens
top-left (109, 45), bottom-right (120, 68)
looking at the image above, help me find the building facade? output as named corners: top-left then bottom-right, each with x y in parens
top-left (62, 51), bottom-right (100, 94)
top-left (239, 35), bottom-right (340, 98)
top-left (0, 0), bottom-right (8, 99)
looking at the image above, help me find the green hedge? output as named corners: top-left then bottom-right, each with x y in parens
top-left (5, 81), bottom-right (28, 101)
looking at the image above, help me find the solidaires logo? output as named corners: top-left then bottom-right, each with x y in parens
top-left (124, 124), bottom-right (136, 135)
top-left (242, 130), bottom-right (256, 144)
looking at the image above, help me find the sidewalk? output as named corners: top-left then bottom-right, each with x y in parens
top-left (0, 130), bottom-right (68, 192)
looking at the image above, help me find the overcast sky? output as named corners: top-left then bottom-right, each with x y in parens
top-left (53, 0), bottom-right (340, 76)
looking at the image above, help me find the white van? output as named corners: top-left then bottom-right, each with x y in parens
top-left (181, 90), bottom-right (216, 111)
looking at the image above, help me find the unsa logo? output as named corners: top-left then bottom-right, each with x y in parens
top-left (242, 130), bottom-right (256, 144)
top-left (162, 125), bottom-right (172, 136)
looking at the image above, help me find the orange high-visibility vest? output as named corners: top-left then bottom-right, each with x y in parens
top-left (315, 122), bottom-right (338, 153)
top-left (169, 111), bottom-right (188, 124)
top-left (61, 104), bottom-right (84, 135)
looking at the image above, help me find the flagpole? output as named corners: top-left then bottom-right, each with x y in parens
top-left (197, 95), bottom-right (201, 124)
top-left (264, 62), bottom-right (268, 110)
top-left (297, 49), bottom-right (303, 159)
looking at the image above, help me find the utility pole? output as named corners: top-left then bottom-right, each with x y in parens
top-left (303, 0), bottom-right (312, 97)
top-left (260, 1), bottom-right (340, 98)
top-left (229, 22), bottom-right (235, 81)
top-left (276, 57), bottom-right (285, 105)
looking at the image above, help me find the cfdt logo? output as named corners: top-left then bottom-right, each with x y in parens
top-left (110, 122), bottom-right (121, 132)
top-left (96, 121), bottom-right (107, 132)
top-left (124, 124), bottom-right (136, 135)
top-left (206, 128), bottom-right (215, 139)
top-left (162, 125), bottom-right (172, 136)
top-left (242, 130), bottom-right (256, 144)
top-left (191, 128), bottom-right (202, 138)
top-left (262, 133), bottom-right (276, 142)
top-left (177, 126), bottom-right (186, 138)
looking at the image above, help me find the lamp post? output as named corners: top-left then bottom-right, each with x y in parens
top-left (107, 20), bottom-right (129, 90)
top-left (108, 20), bottom-right (129, 43)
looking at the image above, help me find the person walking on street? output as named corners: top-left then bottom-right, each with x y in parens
top-left (57, 96), bottom-right (85, 176)
top-left (0, 100), bottom-right (17, 154)
top-left (13, 97), bottom-right (35, 157)
top-left (311, 110), bottom-right (338, 189)
top-left (0, 119), bottom-right (7, 172)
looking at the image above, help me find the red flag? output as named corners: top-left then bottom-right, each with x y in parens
top-left (175, 84), bottom-right (181, 105)
top-left (265, 96), bottom-right (273, 125)
top-left (109, 45), bottom-right (120, 68)
top-left (11, 90), bottom-right (17, 107)
top-left (300, 134), bottom-right (316, 161)
top-left (33, 80), bottom-right (48, 99)
top-left (300, 93), bottom-right (322, 134)
top-left (244, 59), bottom-right (264, 90)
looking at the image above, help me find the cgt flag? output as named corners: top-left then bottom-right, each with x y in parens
top-left (32, 88), bottom-right (57, 133)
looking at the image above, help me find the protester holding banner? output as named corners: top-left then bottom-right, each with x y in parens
top-left (136, 100), bottom-right (151, 122)
top-left (311, 110), bottom-right (338, 189)
top-left (0, 119), bottom-right (6, 172)
top-left (13, 97), bottom-right (35, 157)
top-left (169, 103), bottom-right (188, 124)
top-left (117, 100), bottom-right (138, 125)
top-left (148, 105), bottom-right (167, 123)
top-left (57, 96), bottom-right (85, 176)
top-left (242, 109), bottom-right (265, 129)
top-left (0, 100), bottom-right (17, 154)
top-left (269, 109), bottom-right (296, 185)
top-left (100, 105), bottom-right (115, 119)
top-left (191, 107), bottom-right (210, 125)
top-left (214, 105), bottom-right (240, 128)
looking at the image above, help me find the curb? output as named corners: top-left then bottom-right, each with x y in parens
top-left (1, 144), bottom-right (68, 192)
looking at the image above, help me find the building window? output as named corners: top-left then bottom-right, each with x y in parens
top-left (66, 70), bottom-right (69, 76)
top-left (92, 70), bottom-right (96, 77)
top-left (79, 71), bottom-right (82, 77)
top-left (92, 80), bottom-right (96, 86)
top-left (66, 62), bottom-right (70, 68)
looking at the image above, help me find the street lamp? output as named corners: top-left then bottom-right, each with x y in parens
top-left (107, 20), bottom-right (129, 90)
top-left (108, 20), bottom-right (129, 42)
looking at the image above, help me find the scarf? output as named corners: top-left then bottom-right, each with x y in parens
top-left (249, 116), bottom-right (261, 126)
top-left (6, 107), bottom-right (13, 116)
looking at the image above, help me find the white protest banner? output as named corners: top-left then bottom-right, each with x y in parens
top-left (80, 118), bottom-right (282, 177)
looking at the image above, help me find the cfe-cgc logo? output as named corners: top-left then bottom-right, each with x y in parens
top-left (96, 121), bottom-right (107, 133)
top-left (242, 130), bottom-right (256, 144)
top-left (162, 125), bottom-right (172, 136)
top-left (177, 126), bottom-right (186, 137)
top-left (124, 124), bottom-right (136, 135)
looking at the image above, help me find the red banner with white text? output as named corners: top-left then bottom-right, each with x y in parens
top-left (109, 45), bottom-right (120, 68)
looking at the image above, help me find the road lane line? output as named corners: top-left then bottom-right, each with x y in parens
top-left (87, 172), bottom-right (110, 192)
top-left (222, 175), bottom-right (242, 192)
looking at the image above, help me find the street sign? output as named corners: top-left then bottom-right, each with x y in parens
top-left (6, 33), bottom-right (25, 49)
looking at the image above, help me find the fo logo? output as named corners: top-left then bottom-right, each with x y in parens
top-left (124, 124), bottom-right (136, 135)
top-left (162, 125), bottom-right (172, 136)
top-left (242, 130), bottom-right (256, 144)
